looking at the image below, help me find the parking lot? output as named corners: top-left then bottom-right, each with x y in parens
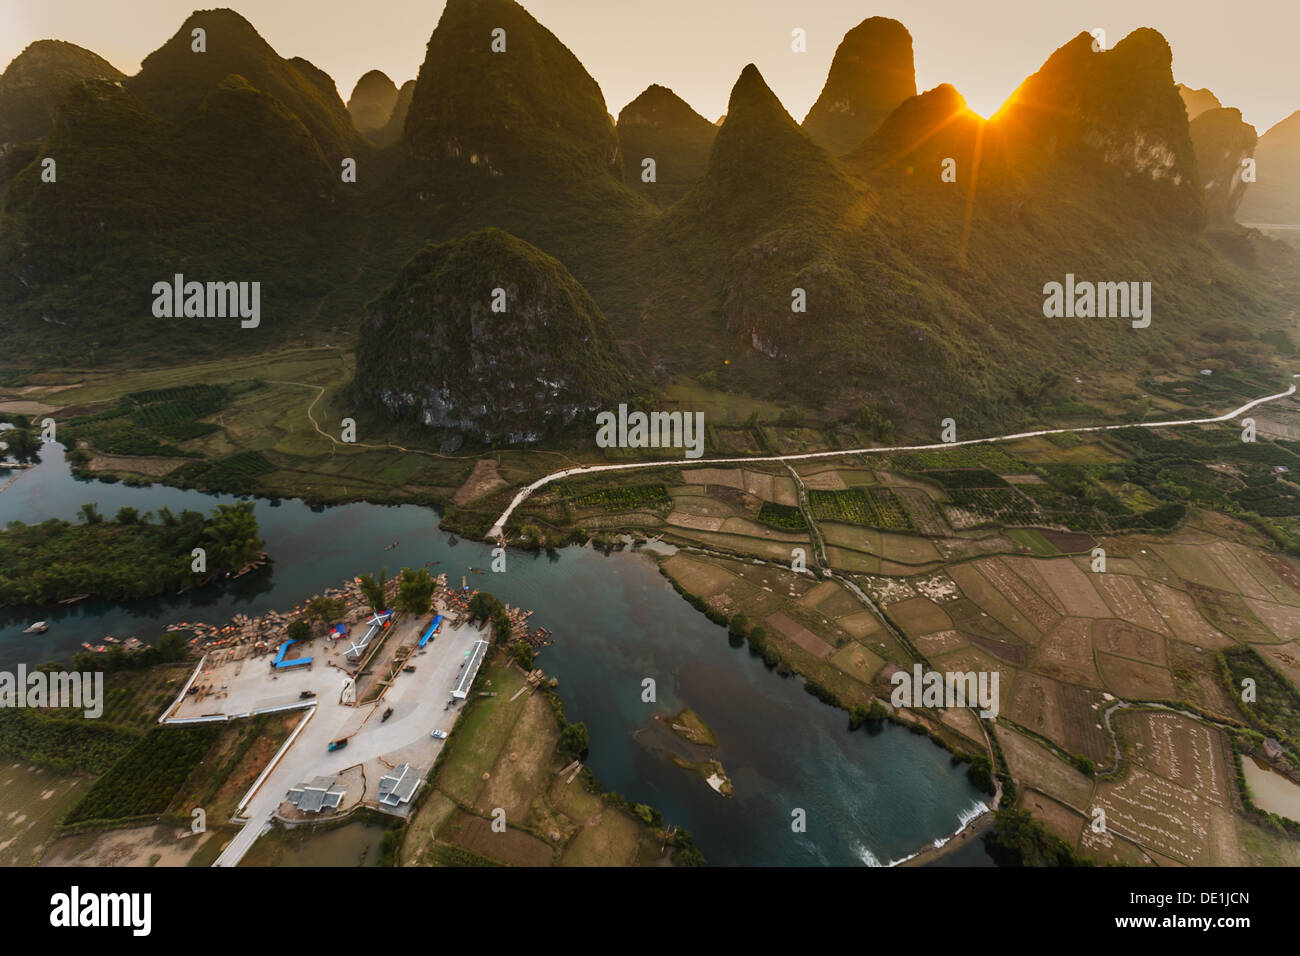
top-left (193, 611), bottom-right (487, 866)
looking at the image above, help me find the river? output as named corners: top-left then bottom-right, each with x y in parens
top-left (0, 443), bottom-right (992, 866)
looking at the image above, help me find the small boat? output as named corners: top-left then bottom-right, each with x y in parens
top-left (383, 540), bottom-right (398, 551)
top-left (23, 621), bottom-right (48, 634)
top-left (58, 594), bottom-right (89, 605)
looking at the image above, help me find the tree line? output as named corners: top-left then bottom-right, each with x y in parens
top-left (0, 500), bottom-right (262, 606)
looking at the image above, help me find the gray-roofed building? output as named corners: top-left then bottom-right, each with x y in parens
top-left (452, 639), bottom-right (490, 699)
top-left (287, 776), bottom-right (346, 813)
top-left (377, 763), bottom-right (423, 807)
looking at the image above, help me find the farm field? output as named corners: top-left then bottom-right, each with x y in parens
top-left (45, 822), bottom-right (228, 867)
top-left (643, 456), bottom-right (1300, 866)
top-left (1083, 712), bottom-right (1237, 866)
top-left (13, 347), bottom-right (477, 505)
top-left (0, 764), bottom-right (90, 866)
top-left (12, 354), bottom-right (1300, 869)
top-left (39, 665), bottom-right (192, 729)
top-left (62, 724), bottom-right (225, 826)
top-left (0, 658), bottom-right (306, 866)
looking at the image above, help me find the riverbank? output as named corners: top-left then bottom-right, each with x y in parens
top-left (898, 803), bottom-right (995, 867)
top-left (0, 441), bottom-right (992, 866)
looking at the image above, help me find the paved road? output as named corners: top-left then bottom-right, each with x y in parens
top-left (785, 463), bottom-right (827, 568)
top-left (487, 375), bottom-right (1300, 538)
top-left (211, 617), bottom-right (483, 867)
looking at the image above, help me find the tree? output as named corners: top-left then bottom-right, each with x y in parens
top-left (966, 754), bottom-right (995, 795)
top-left (558, 721), bottom-right (588, 755)
top-left (671, 829), bottom-right (706, 867)
top-left (305, 596), bottom-right (345, 627)
top-left (115, 506), bottom-right (140, 525)
top-left (377, 829), bottom-right (399, 867)
top-left (158, 631), bottom-right (190, 662)
top-left (358, 568), bottom-right (389, 611)
top-left (396, 567), bottom-right (435, 615)
top-left (985, 809), bottom-right (1089, 867)
top-left (512, 641), bottom-right (533, 670)
top-left (467, 591), bottom-right (503, 621)
top-left (79, 503), bottom-right (103, 525)
top-left (491, 608), bottom-right (512, 643)
top-left (286, 620), bottom-right (312, 642)
top-left (2, 427), bottom-right (40, 463)
top-left (203, 501), bottom-right (262, 571)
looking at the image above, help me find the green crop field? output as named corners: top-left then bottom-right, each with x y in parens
top-left (62, 724), bottom-right (223, 825)
top-left (808, 487), bottom-right (914, 531)
top-left (757, 501), bottom-right (806, 531)
top-left (919, 468), bottom-right (1010, 489)
top-left (571, 484), bottom-right (671, 511)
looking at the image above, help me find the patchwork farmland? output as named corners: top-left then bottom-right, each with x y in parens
top-left (632, 429), bottom-right (1300, 866)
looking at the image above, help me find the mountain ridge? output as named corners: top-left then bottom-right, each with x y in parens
top-left (801, 16), bottom-right (916, 156)
top-left (0, 2), bottom-right (1295, 440)
top-left (0, 39), bottom-right (125, 148)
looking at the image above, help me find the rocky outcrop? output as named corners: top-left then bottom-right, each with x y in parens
top-left (1189, 107), bottom-right (1257, 226)
top-left (355, 229), bottom-right (632, 444)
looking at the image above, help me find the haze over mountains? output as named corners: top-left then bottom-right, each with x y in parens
top-left (1, 0), bottom-right (1298, 445)
top-left (1239, 111), bottom-right (1300, 225)
top-left (347, 69), bottom-right (398, 136)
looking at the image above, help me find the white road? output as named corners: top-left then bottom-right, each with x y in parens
top-left (211, 373), bottom-right (1300, 865)
top-left (487, 375), bottom-right (1300, 538)
top-left (211, 617), bottom-right (483, 867)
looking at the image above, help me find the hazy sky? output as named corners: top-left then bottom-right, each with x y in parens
top-left (4, 0), bottom-right (1298, 133)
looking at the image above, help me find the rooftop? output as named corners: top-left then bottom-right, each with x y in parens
top-left (377, 763), bottom-right (423, 806)
top-left (287, 775), bottom-right (346, 813)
